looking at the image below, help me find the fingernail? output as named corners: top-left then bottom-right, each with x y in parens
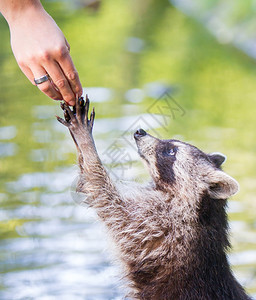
top-left (67, 100), bottom-right (75, 106)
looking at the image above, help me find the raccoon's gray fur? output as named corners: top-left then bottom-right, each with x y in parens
top-left (57, 96), bottom-right (251, 300)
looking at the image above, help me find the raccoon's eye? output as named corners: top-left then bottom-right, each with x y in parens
top-left (166, 147), bottom-right (177, 156)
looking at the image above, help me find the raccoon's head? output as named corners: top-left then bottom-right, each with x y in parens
top-left (134, 129), bottom-right (239, 200)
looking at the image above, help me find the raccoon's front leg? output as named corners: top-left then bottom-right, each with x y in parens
top-left (56, 96), bottom-right (122, 213)
top-left (60, 101), bottom-right (85, 176)
top-left (59, 100), bottom-right (89, 194)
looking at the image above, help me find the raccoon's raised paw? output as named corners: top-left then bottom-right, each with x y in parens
top-left (56, 94), bottom-right (95, 134)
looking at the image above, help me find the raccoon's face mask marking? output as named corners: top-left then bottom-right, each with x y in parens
top-left (134, 129), bottom-right (239, 199)
top-left (134, 129), bottom-right (180, 184)
top-left (155, 141), bottom-right (178, 184)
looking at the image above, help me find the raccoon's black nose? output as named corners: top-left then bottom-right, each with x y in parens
top-left (134, 128), bottom-right (147, 140)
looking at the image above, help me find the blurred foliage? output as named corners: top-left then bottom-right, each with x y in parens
top-left (0, 0), bottom-right (256, 295)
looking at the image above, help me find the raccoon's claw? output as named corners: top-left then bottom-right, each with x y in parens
top-left (75, 95), bottom-right (85, 123)
top-left (57, 95), bottom-right (95, 133)
top-left (72, 104), bottom-right (76, 115)
top-left (84, 94), bottom-right (90, 123)
top-left (57, 102), bottom-right (74, 128)
top-left (79, 97), bottom-right (85, 107)
top-left (89, 107), bottom-right (95, 132)
top-left (59, 102), bottom-right (76, 124)
top-left (56, 115), bottom-right (69, 127)
top-left (63, 107), bottom-right (71, 122)
top-left (83, 94), bottom-right (95, 132)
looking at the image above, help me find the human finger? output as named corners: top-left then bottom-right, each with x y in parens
top-left (45, 60), bottom-right (76, 106)
top-left (57, 52), bottom-right (83, 98)
top-left (32, 66), bottom-right (63, 100)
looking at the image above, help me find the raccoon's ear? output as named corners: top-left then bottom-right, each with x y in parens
top-left (208, 152), bottom-right (226, 168)
top-left (207, 170), bottom-right (239, 199)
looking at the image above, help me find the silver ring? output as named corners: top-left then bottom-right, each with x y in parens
top-left (34, 74), bottom-right (50, 85)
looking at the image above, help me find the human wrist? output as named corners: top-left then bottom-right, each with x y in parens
top-left (2, 0), bottom-right (44, 27)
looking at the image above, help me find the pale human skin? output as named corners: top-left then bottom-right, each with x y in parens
top-left (0, 0), bottom-right (82, 105)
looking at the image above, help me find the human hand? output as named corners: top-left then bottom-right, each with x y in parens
top-left (8, 5), bottom-right (82, 106)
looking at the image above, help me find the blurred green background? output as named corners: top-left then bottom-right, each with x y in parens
top-left (0, 0), bottom-right (256, 298)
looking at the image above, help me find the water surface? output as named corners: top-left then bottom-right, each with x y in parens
top-left (0, 1), bottom-right (256, 298)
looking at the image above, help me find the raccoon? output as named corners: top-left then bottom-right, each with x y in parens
top-left (57, 96), bottom-right (251, 300)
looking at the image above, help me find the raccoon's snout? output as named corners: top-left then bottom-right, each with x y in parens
top-left (134, 128), bottom-right (147, 140)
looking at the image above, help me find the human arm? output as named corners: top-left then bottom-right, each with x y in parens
top-left (0, 0), bottom-right (82, 105)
